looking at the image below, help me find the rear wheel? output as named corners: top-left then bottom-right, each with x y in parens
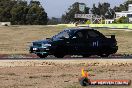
top-left (37, 54), bottom-right (48, 58)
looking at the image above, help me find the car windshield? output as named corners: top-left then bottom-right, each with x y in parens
top-left (52, 30), bottom-right (71, 40)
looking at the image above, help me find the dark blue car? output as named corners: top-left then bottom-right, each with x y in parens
top-left (29, 28), bottom-right (118, 58)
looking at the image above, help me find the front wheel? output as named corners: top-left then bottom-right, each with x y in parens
top-left (37, 54), bottom-right (48, 58)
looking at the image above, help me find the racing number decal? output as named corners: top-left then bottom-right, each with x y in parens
top-left (93, 41), bottom-right (99, 47)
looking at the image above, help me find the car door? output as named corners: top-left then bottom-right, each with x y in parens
top-left (85, 30), bottom-right (102, 54)
top-left (70, 30), bottom-right (86, 54)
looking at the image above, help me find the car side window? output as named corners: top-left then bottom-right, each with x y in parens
top-left (52, 31), bottom-right (69, 40)
top-left (75, 31), bottom-right (83, 39)
top-left (62, 31), bottom-right (69, 38)
top-left (87, 31), bottom-right (100, 38)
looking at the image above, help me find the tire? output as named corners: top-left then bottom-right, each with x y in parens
top-left (37, 54), bottom-right (48, 58)
top-left (54, 54), bottom-right (65, 58)
top-left (99, 53), bottom-right (110, 57)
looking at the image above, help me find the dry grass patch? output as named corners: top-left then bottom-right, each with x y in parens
top-left (0, 26), bottom-right (131, 54)
top-left (0, 25), bottom-right (65, 54)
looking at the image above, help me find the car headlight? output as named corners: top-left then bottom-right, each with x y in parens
top-left (42, 44), bottom-right (51, 48)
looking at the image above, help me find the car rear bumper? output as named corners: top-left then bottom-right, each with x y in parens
top-left (111, 46), bottom-right (118, 53)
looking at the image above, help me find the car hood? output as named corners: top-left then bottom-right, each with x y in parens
top-left (33, 39), bottom-right (52, 44)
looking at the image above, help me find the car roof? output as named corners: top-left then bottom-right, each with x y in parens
top-left (65, 27), bottom-right (94, 31)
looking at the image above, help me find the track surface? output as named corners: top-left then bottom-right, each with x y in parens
top-left (0, 55), bottom-right (132, 88)
top-left (0, 54), bottom-right (132, 60)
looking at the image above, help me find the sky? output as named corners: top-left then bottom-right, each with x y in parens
top-left (37, 0), bottom-right (127, 18)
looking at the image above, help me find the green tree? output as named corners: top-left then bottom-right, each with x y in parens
top-left (62, 2), bottom-right (89, 23)
top-left (91, 2), bottom-right (114, 19)
top-left (113, 17), bottom-right (129, 23)
top-left (91, 4), bottom-right (99, 15)
top-left (114, 0), bottom-right (132, 12)
top-left (11, 2), bottom-right (27, 24)
top-left (26, 1), bottom-right (47, 25)
top-left (0, 0), bottom-right (48, 25)
top-left (0, 0), bottom-right (16, 21)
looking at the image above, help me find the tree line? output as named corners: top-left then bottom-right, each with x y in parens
top-left (0, 0), bottom-right (47, 25)
top-left (0, 0), bottom-right (131, 25)
top-left (62, 0), bottom-right (132, 23)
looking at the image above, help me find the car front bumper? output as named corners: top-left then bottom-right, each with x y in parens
top-left (29, 46), bottom-right (51, 54)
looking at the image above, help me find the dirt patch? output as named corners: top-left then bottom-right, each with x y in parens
top-left (0, 59), bottom-right (132, 88)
